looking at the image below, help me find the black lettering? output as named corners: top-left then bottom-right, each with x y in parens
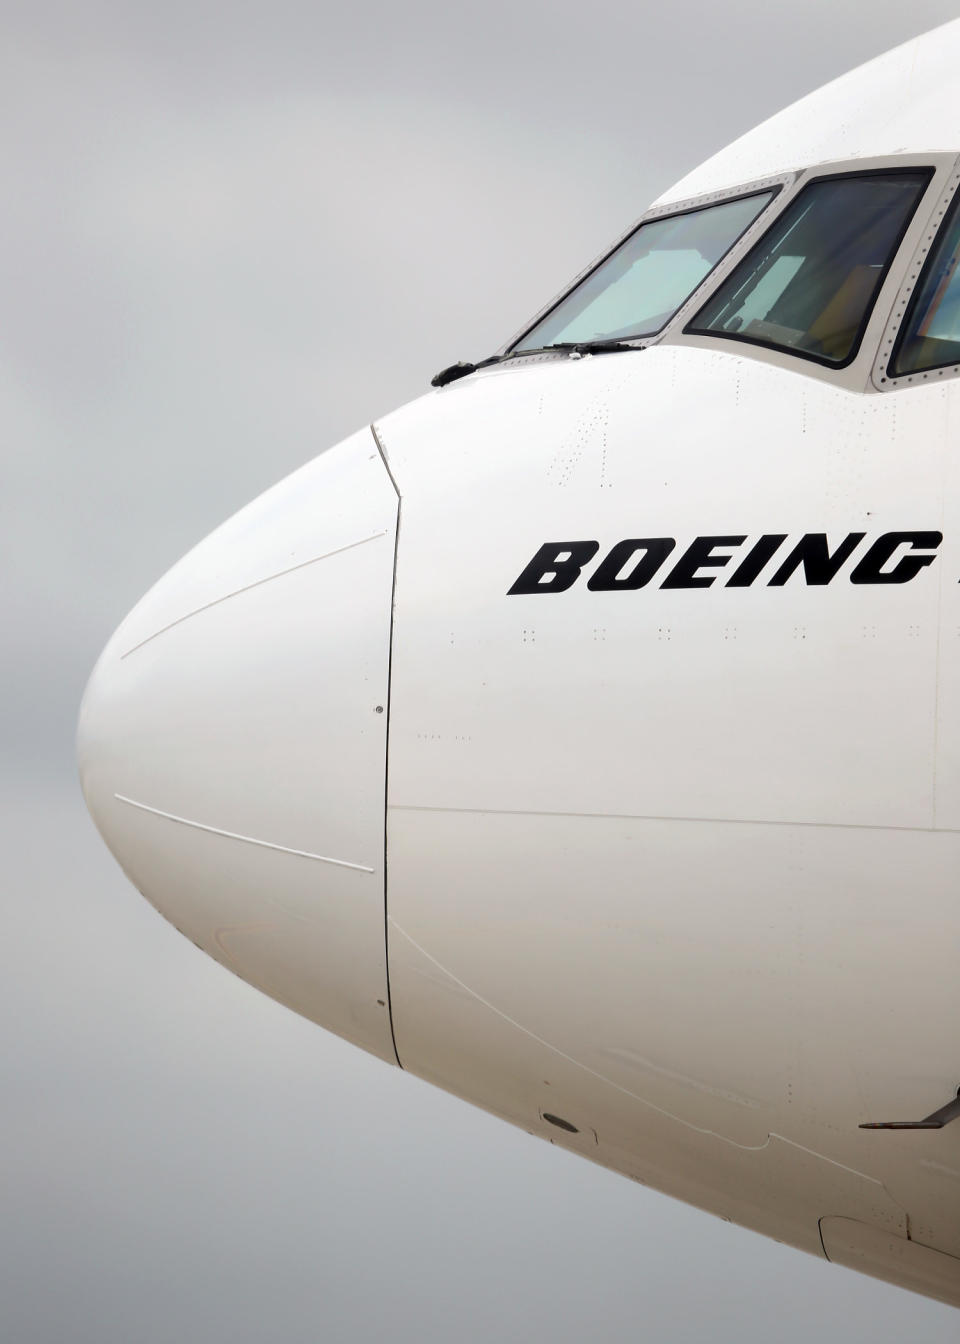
top-left (849, 531), bottom-right (942, 584)
top-left (661, 535), bottom-right (746, 589)
top-left (768, 532), bottom-right (865, 586)
top-left (507, 541), bottom-right (599, 595)
top-left (726, 534), bottom-right (787, 587)
top-left (587, 538), bottom-right (676, 590)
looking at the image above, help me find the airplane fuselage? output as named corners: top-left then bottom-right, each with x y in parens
top-left (79, 22), bottom-right (960, 1308)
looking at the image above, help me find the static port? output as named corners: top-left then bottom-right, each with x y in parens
top-left (543, 1112), bottom-right (579, 1133)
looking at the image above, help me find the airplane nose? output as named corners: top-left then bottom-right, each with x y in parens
top-left (77, 428), bottom-right (399, 1064)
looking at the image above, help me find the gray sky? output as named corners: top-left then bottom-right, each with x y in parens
top-left (3, 3), bottom-right (958, 1340)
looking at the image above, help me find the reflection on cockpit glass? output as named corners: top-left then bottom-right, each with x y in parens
top-left (893, 188), bottom-right (960, 375)
top-left (689, 171), bottom-right (930, 366)
top-left (512, 191), bottom-right (776, 351)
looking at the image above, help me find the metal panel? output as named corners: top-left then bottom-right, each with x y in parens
top-left (820, 1218), bottom-right (960, 1308)
top-left (79, 428), bottom-right (399, 1063)
top-left (377, 343), bottom-right (955, 1262)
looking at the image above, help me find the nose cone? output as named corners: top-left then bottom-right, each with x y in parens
top-left (78, 428), bottom-right (399, 1064)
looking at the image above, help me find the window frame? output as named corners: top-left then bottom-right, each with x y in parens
top-left (682, 166), bottom-right (935, 372)
top-left (877, 158), bottom-right (960, 389)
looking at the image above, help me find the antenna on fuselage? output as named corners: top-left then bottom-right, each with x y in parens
top-left (860, 1087), bottom-right (960, 1130)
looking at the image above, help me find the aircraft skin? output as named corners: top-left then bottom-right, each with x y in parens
top-left (78, 23), bottom-right (960, 1307)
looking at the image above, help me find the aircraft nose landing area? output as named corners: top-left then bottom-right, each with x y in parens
top-left (77, 428), bottom-right (399, 1064)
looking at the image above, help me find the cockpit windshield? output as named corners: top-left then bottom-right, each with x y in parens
top-left (511, 190), bottom-right (777, 352)
top-left (892, 186), bottom-right (960, 375)
top-left (688, 171), bottom-right (931, 366)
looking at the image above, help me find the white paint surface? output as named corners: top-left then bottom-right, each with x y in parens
top-left (78, 429), bottom-right (399, 1062)
top-left (77, 19), bottom-right (960, 1312)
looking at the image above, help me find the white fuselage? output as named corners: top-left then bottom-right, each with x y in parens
top-left (78, 22), bottom-right (960, 1308)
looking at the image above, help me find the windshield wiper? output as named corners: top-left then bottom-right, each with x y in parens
top-left (430, 355), bottom-right (505, 388)
top-left (430, 339), bottom-right (638, 388)
top-left (525, 340), bottom-right (638, 356)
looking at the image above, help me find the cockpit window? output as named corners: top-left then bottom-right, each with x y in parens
top-left (891, 187), bottom-right (960, 376)
top-left (511, 190), bottom-right (777, 352)
top-left (687, 171), bottom-right (931, 367)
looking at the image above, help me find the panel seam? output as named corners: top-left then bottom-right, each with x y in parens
top-left (371, 422), bottom-right (403, 1069)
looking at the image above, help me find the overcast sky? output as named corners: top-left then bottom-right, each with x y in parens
top-left (3, 4), bottom-right (959, 1340)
